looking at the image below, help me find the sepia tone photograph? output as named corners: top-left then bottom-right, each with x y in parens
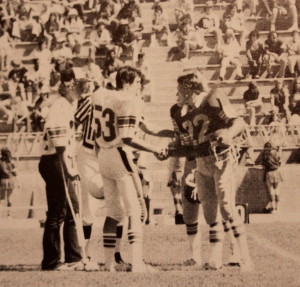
top-left (0, 0), bottom-right (300, 286)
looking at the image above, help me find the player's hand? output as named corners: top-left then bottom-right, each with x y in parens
top-left (154, 147), bottom-right (169, 161)
top-left (66, 167), bottom-right (80, 181)
top-left (213, 129), bottom-right (232, 147)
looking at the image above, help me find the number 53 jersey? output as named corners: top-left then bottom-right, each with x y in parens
top-left (92, 88), bottom-right (143, 149)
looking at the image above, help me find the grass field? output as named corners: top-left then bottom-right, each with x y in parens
top-left (1, 220), bottom-right (300, 287)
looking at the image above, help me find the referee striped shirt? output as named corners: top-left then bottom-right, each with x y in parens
top-left (75, 95), bottom-right (95, 150)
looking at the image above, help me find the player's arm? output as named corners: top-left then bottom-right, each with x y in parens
top-left (211, 94), bottom-right (246, 146)
top-left (119, 100), bottom-right (168, 158)
top-left (139, 115), bottom-right (175, 138)
top-left (123, 137), bottom-right (164, 154)
top-left (47, 105), bottom-right (79, 180)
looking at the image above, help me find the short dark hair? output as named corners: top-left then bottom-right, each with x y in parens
top-left (116, 66), bottom-right (143, 90)
top-left (177, 73), bottom-right (204, 98)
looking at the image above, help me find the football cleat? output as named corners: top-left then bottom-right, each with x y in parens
top-left (114, 252), bottom-right (126, 264)
top-left (183, 258), bottom-right (202, 266)
top-left (84, 258), bottom-right (100, 271)
top-left (203, 262), bottom-right (223, 271)
top-left (57, 261), bottom-right (85, 271)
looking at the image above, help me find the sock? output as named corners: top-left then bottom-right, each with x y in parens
top-left (115, 224), bottom-right (124, 263)
top-left (186, 222), bottom-right (201, 263)
top-left (223, 220), bottom-right (240, 263)
top-left (128, 217), bottom-right (143, 267)
top-left (83, 225), bottom-right (92, 259)
top-left (229, 217), bottom-right (251, 262)
top-left (209, 222), bottom-right (224, 267)
top-left (103, 217), bottom-right (118, 269)
top-left (83, 225), bottom-right (92, 240)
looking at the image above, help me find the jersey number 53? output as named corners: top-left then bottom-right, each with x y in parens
top-left (94, 105), bottom-right (116, 142)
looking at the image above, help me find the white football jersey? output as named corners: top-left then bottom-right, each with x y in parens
top-left (92, 88), bottom-right (143, 149)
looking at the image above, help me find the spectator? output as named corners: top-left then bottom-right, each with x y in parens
top-left (218, 29), bottom-right (244, 81)
top-left (176, 19), bottom-right (203, 62)
top-left (286, 29), bottom-right (300, 78)
top-left (7, 60), bottom-right (28, 101)
top-left (262, 141), bottom-right (283, 214)
top-left (246, 30), bottom-right (264, 79)
top-left (134, 52), bottom-right (153, 101)
top-left (289, 76), bottom-right (300, 122)
top-left (150, 4), bottom-right (170, 47)
top-left (44, 12), bottom-right (61, 48)
top-left (128, 8), bottom-right (143, 42)
top-left (223, 3), bottom-right (247, 48)
top-left (270, 79), bottom-right (291, 122)
top-left (236, 0), bottom-right (259, 17)
top-left (174, 0), bottom-right (194, 27)
top-left (89, 21), bottom-right (112, 60)
top-left (243, 82), bottom-right (263, 126)
top-left (66, 0), bottom-right (86, 21)
top-left (85, 57), bottom-right (104, 91)
top-left (262, 0), bottom-right (298, 31)
top-left (102, 49), bottom-right (123, 87)
top-left (30, 92), bottom-right (49, 132)
top-left (97, 0), bottom-right (120, 23)
top-left (63, 8), bottom-right (85, 55)
top-left (117, 0), bottom-right (141, 21)
top-left (263, 30), bottom-right (288, 78)
top-left (11, 13), bottom-right (32, 41)
top-left (30, 15), bottom-right (44, 42)
top-left (112, 20), bottom-right (137, 59)
top-left (11, 95), bottom-right (30, 126)
top-left (33, 37), bottom-right (53, 68)
top-left (27, 58), bottom-right (51, 104)
top-left (0, 147), bottom-right (19, 209)
top-left (52, 35), bottom-right (73, 64)
top-left (195, 1), bottom-right (223, 50)
top-left (0, 27), bottom-right (14, 72)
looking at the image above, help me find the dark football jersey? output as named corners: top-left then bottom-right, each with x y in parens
top-left (172, 93), bottom-right (239, 156)
top-left (170, 103), bottom-right (193, 147)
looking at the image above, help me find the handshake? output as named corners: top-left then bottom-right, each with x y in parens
top-left (154, 146), bottom-right (169, 161)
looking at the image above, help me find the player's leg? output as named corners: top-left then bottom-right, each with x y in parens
top-left (116, 174), bottom-right (149, 272)
top-left (115, 220), bottom-right (126, 263)
top-left (181, 191), bottom-right (201, 265)
top-left (170, 185), bottom-right (184, 224)
top-left (196, 158), bottom-right (224, 270)
top-left (181, 159), bottom-right (201, 265)
top-left (216, 158), bottom-right (253, 272)
top-left (102, 176), bottom-right (124, 271)
top-left (76, 149), bottom-right (99, 261)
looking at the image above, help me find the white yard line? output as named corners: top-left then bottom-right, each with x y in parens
top-left (249, 233), bottom-right (300, 265)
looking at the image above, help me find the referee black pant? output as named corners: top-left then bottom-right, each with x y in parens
top-left (39, 154), bottom-right (82, 270)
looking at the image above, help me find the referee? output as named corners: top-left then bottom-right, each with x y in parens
top-left (39, 78), bottom-right (82, 271)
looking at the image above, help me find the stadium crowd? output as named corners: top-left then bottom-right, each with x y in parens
top-left (0, 0), bottom-right (299, 133)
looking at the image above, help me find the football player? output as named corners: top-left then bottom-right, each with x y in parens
top-left (74, 77), bottom-right (127, 268)
top-left (92, 66), bottom-right (168, 272)
top-left (170, 72), bottom-right (253, 271)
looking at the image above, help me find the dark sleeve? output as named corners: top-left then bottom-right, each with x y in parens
top-left (8, 70), bottom-right (15, 79)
